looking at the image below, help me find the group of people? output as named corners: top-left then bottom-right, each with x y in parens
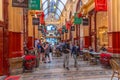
top-left (36, 41), bottom-right (80, 70)
top-left (61, 42), bottom-right (80, 70)
top-left (37, 42), bottom-right (53, 63)
top-left (36, 41), bottom-right (107, 71)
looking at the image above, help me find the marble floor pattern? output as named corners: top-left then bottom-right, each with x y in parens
top-left (21, 57), bottom-right (117, 80)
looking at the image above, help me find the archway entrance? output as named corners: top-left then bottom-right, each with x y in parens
top-left (46, 24), bottom-right (60, 45)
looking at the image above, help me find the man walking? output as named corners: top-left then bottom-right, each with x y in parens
top-left (63, 42), bottom-right (70, 70)
top-left (71, 44), bottom-right (79, 70)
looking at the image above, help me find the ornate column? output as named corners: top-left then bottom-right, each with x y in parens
top-left (27, 12), bottom-right (34, 50)
top-left (0, 0), bottom-right (9, 75)
top-left (8, 0), bottom-right (24, 58)
top-left (107, 0), bottom-right (120, 54)
top-left (83, 25), bottom-right (90, 48)
top-left (8, 0), bottom-right (24, 75)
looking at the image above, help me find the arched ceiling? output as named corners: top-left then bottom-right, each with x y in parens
top-left (42, 0), bottom-right (68, 20)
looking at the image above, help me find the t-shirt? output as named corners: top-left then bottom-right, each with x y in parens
top-left (62, 43), bottom-right (70, 53)
top-left (71, 46), bottom-right (77, 54)
top-left (37, 44), bottom-right (41, 49)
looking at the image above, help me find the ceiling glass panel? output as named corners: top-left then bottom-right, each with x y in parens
top-left (55, 14), bottom-right (59, 20)
top-left (45, 15), bottom-right (48, 19)
top-left (42, 0), bottom-right (68, 19)
top-left (49, 0), bottom-right (56, 13)
top-left (58, 2), bottom-right (64, 11)
top-left (56, 9), bottom-right (61, 16)
top-left (42, 0), bottom-right (46, 4)
top-left (50, 0), bottom-right (57, 3)
top-left (44, 9), bottom-right (48, 15)
top-left (43, 1), bottom-right (48, 10)
top-left (60, 0), bottom-right (67, 5)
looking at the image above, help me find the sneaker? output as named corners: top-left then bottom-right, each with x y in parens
top-left (66, 67), bottom-right (70, 70)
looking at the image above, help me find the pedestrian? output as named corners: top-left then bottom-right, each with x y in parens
top-left (71, 43), bottom-right (79, 70)
top-left (49, 44), bottom-right (53, 62)
top-left (100, 44), bottom-right (107, 51)
top-left (37, 43), bottom-right (43, 63)
top-left (44, 42), bottom-right (51, 63)
top-left (63, 42), bottom-right (70, 70)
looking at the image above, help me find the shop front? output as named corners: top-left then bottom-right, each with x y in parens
top-left (79, 0), bottom-right (108, 51)
top-left (0, 0), bottom-right (9, 75)
top-left (96, 12), bottom-right (108, 51)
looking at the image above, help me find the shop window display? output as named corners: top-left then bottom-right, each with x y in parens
top-left (98, 26), bottom-right (108, 46)
top-left (96, 12), bottom-right (108, 50)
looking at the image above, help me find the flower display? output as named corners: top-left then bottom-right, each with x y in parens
top-left (100, 53), bottom-right (112, 67)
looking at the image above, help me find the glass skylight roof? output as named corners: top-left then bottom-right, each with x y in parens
top-left (42, 0), bottom-right (68, 20)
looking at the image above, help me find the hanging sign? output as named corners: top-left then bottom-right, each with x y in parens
top-left (66, 21), bottom-right (71, 30)
top-left (32, 18), bottom-right (39, 25)
top-left (29, 0), bottom-right (40, 10)
top-left (36, 12), bottom-right (45, 25)
top-left (74, 13), bottom-right (82, 24)
top-left (71, 26), bottom-right (75, 31)
top-left (95, 0), bottom-right (107, 11)
top-left (12, 0), bottom-right (28, 8)
top-left (78, 13), bottom-right (82, 18)
top-left (83, 18), bottom-right (89, 26)
top-left (62, 25), bottom-right (66, 32)
top-left (65, 29), bottom-right (68, 33)
top-left (58, 28), bottom-right (62, 34)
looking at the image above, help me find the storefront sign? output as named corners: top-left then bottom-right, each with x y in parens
top-left (62, 25), bottom-right (66, 32)
top-left (71, 26), bottom-right (75, 31)
top-left (95, 0), bottom-right (107, 11)
top-left (74, 18), bottom-right (82, 24)
top-left (32, 18), bottom-right (39, 25)
top-left (74, 13), bottom-right (82, 24)
top-left (12, 0), bottom-right (28, 8)
top-left (65, 29), bottom-right (68, 33)
top-left (66, 21), bottom-right (71, 30)
top-left (29, 0), bottom-right (40, 10)
top-left (83, 18), bottom-right (89, 26)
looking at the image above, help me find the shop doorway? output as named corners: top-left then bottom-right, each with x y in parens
top-left (98, 26), bottom-right (108, 49)
top-left (0, 27), bottom-right (4, 75)
top-left (0, 27), bottom-right (9, 76)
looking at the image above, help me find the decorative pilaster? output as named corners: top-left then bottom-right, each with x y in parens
top-left (107, 0), bottom-right (120, 54)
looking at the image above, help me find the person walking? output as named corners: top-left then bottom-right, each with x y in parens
top-left (44, 42), bottom-right (51, 63)
top-left (37, 43), bottom-right (44, 64)
top-left (71, 44), bottom-right (79, 70)
top-left (63, 42), bottom-right (70, 70)
top-left (49, 44), bottom-right (53, 62)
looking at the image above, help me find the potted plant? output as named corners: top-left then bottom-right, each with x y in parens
top-left (100, 53), bottom-right (112, 68)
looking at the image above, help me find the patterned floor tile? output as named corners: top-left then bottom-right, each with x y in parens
top-left (21, 57), bottom-right (114, 80)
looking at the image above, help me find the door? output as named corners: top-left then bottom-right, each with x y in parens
top-left (0, 27), bottom-right (3, 75)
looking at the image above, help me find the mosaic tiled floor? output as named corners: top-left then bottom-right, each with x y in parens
top-left (21, 57), bottom-right (118, 80)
